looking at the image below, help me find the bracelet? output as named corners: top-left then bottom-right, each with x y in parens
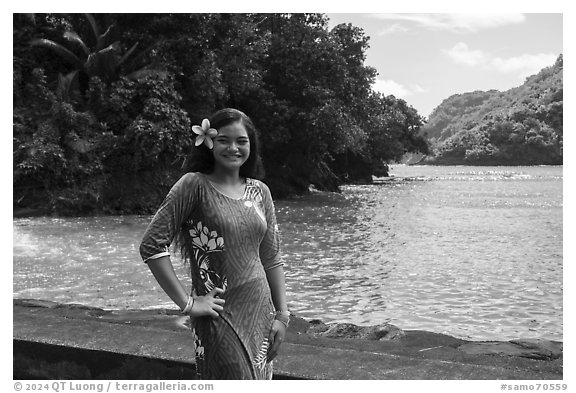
top-left (276, 318), bottom-right (289, 328)
top-left (181, 296), bottom-right (194, 315)
top-left (274, 310), bottom-right (290, 328)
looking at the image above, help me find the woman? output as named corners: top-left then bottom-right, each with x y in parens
top-left (139, 108), bottom-right (289, 379)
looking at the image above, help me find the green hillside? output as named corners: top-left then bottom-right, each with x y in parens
top-left (421, 54), bottom-right (563, 165)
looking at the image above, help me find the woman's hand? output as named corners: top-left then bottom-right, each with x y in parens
top-left (189, 287), bottom-right (225, 318)
top-left (267, 319), bottom-right (287, 362)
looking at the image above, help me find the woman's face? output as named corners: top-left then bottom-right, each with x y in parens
top-left (212, 121), bottom-right (250, 172)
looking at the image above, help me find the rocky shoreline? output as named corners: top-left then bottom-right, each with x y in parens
top-left (13, 298), bottom-right (563, 379)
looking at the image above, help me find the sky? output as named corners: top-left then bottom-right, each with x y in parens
top-left (326, 13), bottom-right (563, 119)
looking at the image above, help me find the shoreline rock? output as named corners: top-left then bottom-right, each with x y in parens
top-left (307, 320), bottom-right (406, 341)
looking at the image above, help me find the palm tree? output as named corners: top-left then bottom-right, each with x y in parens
top-left (30, 14), bottom-right (141, 102)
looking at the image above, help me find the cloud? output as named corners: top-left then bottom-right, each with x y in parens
top-left (372, 79), bottom-right (426, 98)
top-left (491, 53), bottom-right (559, 75)
top-left (378, 24), bottom-right (409, 35)
top-left (444, 42), bottom-right (558, 79)
top-left (372, 13), bottom-right (525, 33)
top-left (444, 42), bottom-right (490, 66)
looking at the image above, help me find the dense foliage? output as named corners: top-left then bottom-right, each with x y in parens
top-left (421, 55), bottom-right (563, 165)
top-left (14, 13), bottom-right (428, 215)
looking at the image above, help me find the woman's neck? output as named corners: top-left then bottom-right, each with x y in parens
top-left (206, 168), bottom-right (246, 200)
top-left (208, 167), bottom-right (242, 185)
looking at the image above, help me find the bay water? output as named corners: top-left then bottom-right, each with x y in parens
top-left (13, 165), bottom-right (563, 341)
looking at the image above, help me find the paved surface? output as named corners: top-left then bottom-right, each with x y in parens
top-left (13, 299), bottom-right (562, 380)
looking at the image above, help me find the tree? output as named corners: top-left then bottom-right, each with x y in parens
top-left (14, 13), bottom-right (433, 214)
top-left (255, 14), bottom-right (380, 192)
top-left (29, 13), bottom-right (146, 105)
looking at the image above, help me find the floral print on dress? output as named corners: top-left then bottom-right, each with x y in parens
top-left (189, 221), bottom-right (227, 293)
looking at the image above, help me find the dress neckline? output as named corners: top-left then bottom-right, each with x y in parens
top-left (200, 173), bottom-right (249, 201)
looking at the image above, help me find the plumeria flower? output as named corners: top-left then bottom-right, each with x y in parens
top-left (192, 119), bottom-right (218, 149)
top-left (189, 221), bottom-right (225, 252)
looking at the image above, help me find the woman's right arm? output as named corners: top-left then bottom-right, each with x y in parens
top-left (146, 256), bottom-right (190, 311)
top-left (147, 256), bottom-right (225, 317)
top-left (140, 174), bottom-right (224, 317)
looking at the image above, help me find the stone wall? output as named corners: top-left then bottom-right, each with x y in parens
top-left (13, 299), bottom-right (563, 380)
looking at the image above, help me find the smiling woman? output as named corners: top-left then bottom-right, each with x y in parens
top-left (139, 108), bottom-right (289, 380)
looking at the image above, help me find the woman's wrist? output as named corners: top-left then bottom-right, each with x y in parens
top-left (274, 310), bottom-right (290, 327)
top-left (180, 296), bottom-right (194, 315)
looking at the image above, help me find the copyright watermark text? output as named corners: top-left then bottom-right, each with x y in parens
top-left (13, 381), bottom-right (215, 392)
top-left (500, 384), bottom-right (568, 391)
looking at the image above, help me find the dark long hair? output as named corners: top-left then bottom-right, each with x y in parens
top-left (186, 108), bottom-right (265, 180)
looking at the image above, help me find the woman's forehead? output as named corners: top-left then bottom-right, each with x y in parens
top-left (217, 121), bottom-right (248, 137)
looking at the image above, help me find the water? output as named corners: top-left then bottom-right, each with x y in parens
top-left (13, 166), bottom-right (563, 341)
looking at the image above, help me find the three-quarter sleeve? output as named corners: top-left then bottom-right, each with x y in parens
top-left (258, 181), bottom-right (282, 270)
top-left (139, 173), bottom-right (198, 263)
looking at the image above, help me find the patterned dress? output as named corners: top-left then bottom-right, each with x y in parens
top-left (139, 172), bottom-right (282, 379)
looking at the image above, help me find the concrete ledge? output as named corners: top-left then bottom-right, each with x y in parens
top-left (14, 340), bottom-right (194, 380)
top-left (13, 299), bottom-right (562, 380)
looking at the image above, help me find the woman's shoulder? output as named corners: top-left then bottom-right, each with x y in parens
top-left (180, 171), bottom-right (204, 182)
top-left (247, 178), bottom-right (271, 192)
top-left (173, 172), bottom-right (206, 190)
top-left (247, 178), bottom-right (274, 201)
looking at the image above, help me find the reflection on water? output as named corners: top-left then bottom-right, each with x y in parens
top-left (13, 166), bottom-right (563, 341)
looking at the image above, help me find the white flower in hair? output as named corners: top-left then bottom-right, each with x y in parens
top-left (192, 119), bottom-right (218, 149)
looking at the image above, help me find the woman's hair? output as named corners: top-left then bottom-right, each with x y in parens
top-left (187, 108), bottom-right (265, 179)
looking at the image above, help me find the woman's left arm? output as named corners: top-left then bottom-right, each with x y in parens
top-left (258, 181), bottom-right (288, 361)
top-left (266, 265), bottom-right (288, 361)
top-left (267, 265), bottom-right (288, 312)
